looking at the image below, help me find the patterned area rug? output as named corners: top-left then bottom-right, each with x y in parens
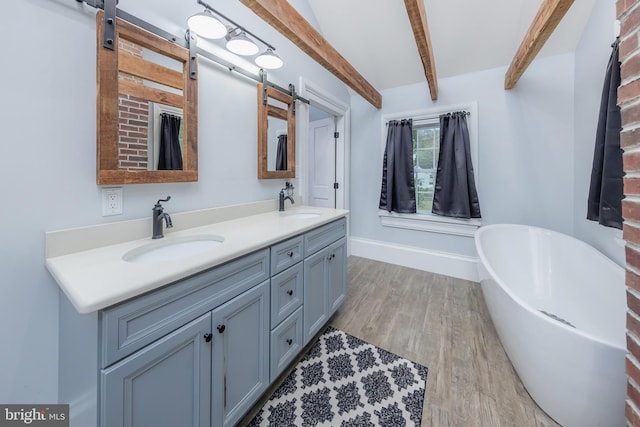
top-left (248, 326), bottom-right (428, 426)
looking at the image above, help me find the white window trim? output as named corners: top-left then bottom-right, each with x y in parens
top-left (380, 101), bottom-right (480, 237)
top-left (378, 211), bottom-right (481, 237)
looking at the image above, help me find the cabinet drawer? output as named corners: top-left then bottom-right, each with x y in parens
top-left (100, 249), bottom-right (269, 368)
top-left (271, 235), bottom-right (304, 275)
top-left (270, 262), bottom-right (303, 328)
top-left (270, 307), bottom-right (303, 382)
top-left (304, 217), bottom-right (346, 257)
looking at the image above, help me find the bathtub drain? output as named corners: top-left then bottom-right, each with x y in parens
top-left (538, 310), bottom-right (575, 328)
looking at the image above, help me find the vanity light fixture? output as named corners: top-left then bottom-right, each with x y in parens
top-left (255, 48), bottom-right (283, 70)
top-left (187, 9), bottom-right (226, 39)
top-left (187, 0), bottom-right (284, 69)
top-left (225, 29), bottom-right (259, 56)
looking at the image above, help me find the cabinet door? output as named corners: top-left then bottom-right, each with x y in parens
top-left (101, 313), bottom-right (212, 427)
top-left (211, 280), bottom-right (270, 427)
top-left (303, 247), bottom-right (329, 344)
top-left (327, 237), bottom-right (347, 316)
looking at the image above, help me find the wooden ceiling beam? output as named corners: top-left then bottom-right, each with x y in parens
top-left (504, 0), bottom-right (574, 89)
top-left (238, 0), bottom-right (382, 109)
top-left (404, 0), bottom-right (438, 100)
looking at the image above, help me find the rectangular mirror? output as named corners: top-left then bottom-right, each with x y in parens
top-left (97, 12), bottom-right (198, 184)
top-left (258, 83), bottom-right (295, 179)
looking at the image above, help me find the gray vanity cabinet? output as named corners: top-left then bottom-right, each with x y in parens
top-left (95, 249), bottom-right (270, 427)
top-left (302, 219), bottom-right (347, 344)
top-left (58, 216), bottom-right (347, 427)
top-left (211, 280), bottom-right (270, 427)
top-left (101, 313), bottom-right (212, 427)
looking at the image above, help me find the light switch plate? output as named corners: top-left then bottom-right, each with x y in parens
top-left (102, 187), bottom-right (123, 216)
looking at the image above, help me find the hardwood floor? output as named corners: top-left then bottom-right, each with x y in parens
top-left (330, 256), bottom-right (561, 427)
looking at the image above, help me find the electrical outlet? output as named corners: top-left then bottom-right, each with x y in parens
top-left (102, 187), bottom-right (123, 216)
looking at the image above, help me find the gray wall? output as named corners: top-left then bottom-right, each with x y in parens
top-left (573, 0), bottom-right (625, 266)
top-left (350, 53), bottom-right (576, 257)
top-left (0, 0), bottom-right (348, 404)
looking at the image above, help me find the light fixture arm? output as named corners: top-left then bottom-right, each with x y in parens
top-left (196, 0), bottom-right (276, 51)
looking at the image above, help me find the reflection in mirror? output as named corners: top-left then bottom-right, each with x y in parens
top-left (97, 12), bottom-right (197, 185)
top-left (117, 39), bottom-right (184, 171)
top-left (258, 83), bottom-right (295, 179)
top-left (266, 115), bottom-right (288, 171)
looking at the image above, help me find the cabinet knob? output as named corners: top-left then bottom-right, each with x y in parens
top-left (286, 289), bottom-right (293, 296)
top-left (217, 324), bottom-right (226, 333)
top-left (286, 338), bottom-right (293, 346)
top-left (287, 251), bottom-right (294, 258)
top-left (204, 333), bottom-right (213, 343)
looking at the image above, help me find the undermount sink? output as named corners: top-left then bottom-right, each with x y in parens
top-left (281, 210), bottom-right (321, 219)
top-left (123, 234), bottom-right (225, 263)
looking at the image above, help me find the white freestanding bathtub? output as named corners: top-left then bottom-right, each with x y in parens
top-left (474, 224), bottom-right (627, 427)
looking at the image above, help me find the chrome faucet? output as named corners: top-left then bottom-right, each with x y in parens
top-left (279, 182), bottom-right (295, 212)
top-left (152, 197), bottom-right (173, 239)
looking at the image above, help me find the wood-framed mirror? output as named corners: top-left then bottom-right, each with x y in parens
top-left (257, 83), bottom-right (295, 179)
top-left (96, 11), bottom-right (198, 185)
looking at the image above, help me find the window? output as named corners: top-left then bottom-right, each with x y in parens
top-left (413, 120), bottom-right (440, 213)
top-left (379, 102), bottom-right (481, 237)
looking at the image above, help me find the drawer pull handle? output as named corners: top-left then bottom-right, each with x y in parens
top-left (204, 333), bottom-right (213, 343)
top-left (286, 338), bottom-right (293, 346)
top-left (217, 324), bottom-right (226, 333)
top-left (287, 251), bottom-right (294, 258)
top-left (287, 289), bottom-right (293, 296)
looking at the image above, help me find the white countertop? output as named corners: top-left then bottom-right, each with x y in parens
top-left (46, 206), bottom-right (348, 314)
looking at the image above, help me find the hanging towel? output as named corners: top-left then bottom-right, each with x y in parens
top-left (158, 113), bottom-right (183, 170)
top-left (276, 134), bottom-right (287, 170)
top-left (587, 39), bottom-right (623, 229)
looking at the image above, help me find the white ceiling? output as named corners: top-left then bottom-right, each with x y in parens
top-left (306, 0), bottom-right (598, 91)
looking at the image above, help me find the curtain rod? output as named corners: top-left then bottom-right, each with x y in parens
top-left (385, 110), bottom-right (471, 125)
top-left (76, 0), bottom-right (309, 104)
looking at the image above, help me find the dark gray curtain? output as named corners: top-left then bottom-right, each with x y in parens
top-left (276, 134), bottom-right (287, 170)
top-left (379, 119), bottom-right (416, 213)
top-left (587, 39), bottom-right (623, 229)
top-left (432, 112), bottom-right (481, 219)
top-left (158, 113), bottom-right (183, 170)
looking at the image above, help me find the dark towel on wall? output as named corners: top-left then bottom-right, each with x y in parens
top-left (587, 39), bottom-right (623, 229)
top-left (158, 113), bottom-right (183, 171)
top-left (276, 134), bottom-right (287, 170)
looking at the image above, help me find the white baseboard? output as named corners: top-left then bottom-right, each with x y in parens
top-left (349, 237), bottom-right (479, 282)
